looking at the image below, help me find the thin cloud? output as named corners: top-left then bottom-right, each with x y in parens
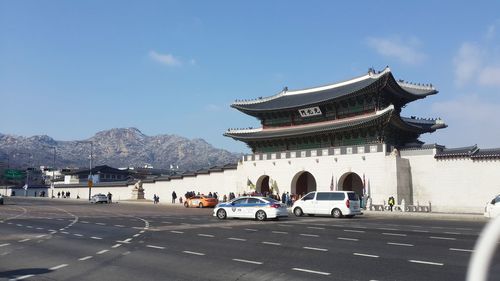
top-left (366, 36), bottom-right (427, 65)
top-left (204, 104), bottom-right (222, 112)
top-left (149, 51), bottom-right (182, 66)
top-left (453, 41), bottom-right (500, 88)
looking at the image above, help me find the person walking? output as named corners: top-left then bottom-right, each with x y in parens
top-left (172, 191), bottom-right (177, 204)
top-left (107, 192), bottom-right (112, 203)
top-left (388, 196), bottom-right (395, 211)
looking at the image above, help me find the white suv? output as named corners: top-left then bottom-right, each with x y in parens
top-left (484, 195), bottom-right (500, 218)
top-left (292, 191), bottom-right (362, 218)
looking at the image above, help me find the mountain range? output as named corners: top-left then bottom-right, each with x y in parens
top-left (0, 128), bottom-right (242, 171)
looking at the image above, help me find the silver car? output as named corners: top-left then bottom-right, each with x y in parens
top-left (90, 194), bottom-right (108, 204)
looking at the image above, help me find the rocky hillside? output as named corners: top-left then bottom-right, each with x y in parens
top-left (0, 128), bottom-right (241, 171)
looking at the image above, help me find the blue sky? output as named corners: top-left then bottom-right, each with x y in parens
top-left (1, 1), bottom-right (500, 153)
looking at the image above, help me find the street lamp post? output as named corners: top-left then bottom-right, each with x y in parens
top-left (51, 147), bottom-right (56, 199)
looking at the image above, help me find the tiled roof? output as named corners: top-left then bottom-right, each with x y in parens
top-left (433, 145), bottom-right (500, 159)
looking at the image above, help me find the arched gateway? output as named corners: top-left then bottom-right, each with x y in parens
top-left (291, 171), bottom-right (317, 195)
top-left (339, 172), bottom-right (364, 196)
top-left (256, 175), bottom-right (270, 194)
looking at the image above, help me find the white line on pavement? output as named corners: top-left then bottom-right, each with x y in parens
top-left (114, 225), bottom-right (125, 227)
top-left (35, 234), bottom-right (46, 238)
top-left (183, 251), bottom-right (205, 256)
top-left (430, 236), bottom-right (456, 240)
top-left (408, 260), bottom-right (443, 266)
top-left (412, 230), bottom-right (429, 233)
top-left (303, 246), bottom-right (328, 252)
top-left (232, 258), bottom-right (263, 265)
top-left (387, 242), bottom-right (414, 247)
top-left (74, 234), bottom-right (83, 237)
top-left (450, 248), bottom-right (474, 252)
top-left (278, 224), bottom-right (292, 227)
top-left (292, 268), bottom-right (331, 276)
top-left (112, 244), bottom-right (122, 248)
top-left (91, 236), bottom-right (103, 240)
top-left (0, 243), bottom-right (11, 247)
top-left (344, 229), bottom-right (365, 233)
top-left (245, 228), bottom-right (258, 232)
top-left (18, 239), bottom-right (30, 243)
top-left (377, 228), bottom-right (398, 231)
top-left (96, 250), bottom-right (109, 255)
top-left (61, 231), bottom-right (69, 235)
top-left (354, 253), bottom-right (379, 258)
top-left (50, 264), bottom-right (68, 270)
top-left (337, 237), bottom-right (359, 241)
top-left (227, 237), bottom-right (247, 241)
top-left (262, 241), bottom-right (281, 246)
top-left (133, 234), bottom-right (140, 237)
top-left (171, 231), bottom-right (184, 234)
top-left (382, 233), bottom-right (407, 237)
top-left (11, 274), bottom-right (34, 280)
top-left (26, 226), bottom-right (33, 228)
top-left (444, 232), bottom-right (461, 235)
top-left (307, 226), bottom-right (325, 230)
top-left (80, 221), bottom-right (89, 224)
top-left (272, 231), bottom-right (288, 234)
top-left (79, 256), bottom-right (93, 261)
top-left (96, 223), bottom-right (106, 225)
top-left (197, 234), bottom-right (215, 238)
top-left (147, 245), bottom-right (165, 250)
top-left (300, 234), bottom-right (319, 237)
top-left (161, 221), bottom-right (172, 224)
top-left (36, 227), bottom-right (44, 230)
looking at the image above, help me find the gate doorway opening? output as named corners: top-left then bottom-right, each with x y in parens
top-left (291, 171), bottom-right (317, 195)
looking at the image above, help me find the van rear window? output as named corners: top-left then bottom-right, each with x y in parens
top-left (317, 192), bottom-right (345, 201)
top-left (348, 193), bottom-right (359, 200)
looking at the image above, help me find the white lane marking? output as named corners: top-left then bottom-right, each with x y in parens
top-left (161, 221), bottom-right (172, 224)
top-left (232, 258), bottom-right (263, 265)
top-left (112, 244), bottom-right (122, 248)
top-left (430, 236), bottom-right (456, 240)
top-left (382, 233), bottom-right (407, 237)
top-left (26, 226), bottom-right (33, 229)
top-left (91, 236), bottom-right (103, 240)
top-left (147, 245), bottom-right (165, 250)
top-left (455, 227), bottom-right (472, 231)
top-left (0, 243), bottom-right (11, 247)
top-left (133, 234), bottom-right (140, 237)
top-left (409, 259), bottom-right (443, 266)
top-left (36, 227), bottom-right (44, 230)
top-left (139, 231), bottom-right (145, 234)
top-left (171, 231), bottom-right (184, 234)
top-left (337, 237), bottom-right (359, 241)
top-left (350, 226), bottom-right (368, 229)
top-left (74, 234), bottom-right (83, 237)
top-left (412, 230), bottom-right (429, 233)
top-left (387, 242), bottom-right (414, 247)
top-left (96, 250), bottom-right (109, 255)
top-left (48, 229), bottom-right (56, 232)
top-left (183, 251), bottom-right (205, 256)
top-left (61, 231), bottom-right (69, 235)
top-left (79, 256), bottom-right (93, 261)
top-left (377, 227), bottom-right (398, 231)
top-left (431, 226), bottom-right (445, 229)
top-left (444, 232), bottom-right (461, 235)
top-left (19, 239), bottom-right (31, 243)
top-left (96, 222), bottom-right (106, 225)
top-left (292, 268), bottom-right (331, 276)
top-left (11, 274), bottom-right (34, 280)
top-left (123, 238), bottom-right (132, 243)
top-left (114, 225), bottom-right (125, 227)
top-left (220, 226), bottom-right (233, 229)
top-left (228, 237), bottom-right (247, 241)
top-left (344, 229), bottom-right (365, 233)
top-left (16, 224), bottom-right (23, 227)
top-left (122, 251), bottom-right (131, 255)
top-left (278, 224), bottom-right (292, 227)
top-left (262, 241), bottom-right (281, 246)
top-left (80, 221), bottom-right (89, 223)
top-left (303, 246), bottom-right (328, 252)
top-left (245, 228), bottom-right (258, 232)
top-left (354, 253), bottom-right (379, 258)
top-left (272, 231), bottom-right (288, 234)
top-left (300, 234), bottom-right (319, 237)
top-left (36, 234), bottom-right (46, 238)
top-left (307, 226), bottom-right (325, 230)
top-left (197, 234), bottom-right (214, 238)
top-left (50, 264), bottom-right (68, 270)
top-left (450, 248), bottom-right (474, 252)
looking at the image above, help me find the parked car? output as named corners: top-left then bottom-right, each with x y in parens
top-left (292, 191), bottom-right (362, 218)
top-left (214, 196), bottom-right (288, 221)
top-left (484, 195), bottom-right (500, 218)
top-left (90, 194), bottom-right (109, 204)
top-left (0, 194), bottom-right (4, 205)
top-left (184, 195), bottom-right (218, 208)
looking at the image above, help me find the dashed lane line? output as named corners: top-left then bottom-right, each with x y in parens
top-left (337, 237), bottom-right (359, 241)
top-left (245, 228), bottom-right (258, 232)
top-left (133, 234), bottom-right (141, 237)
top-left (387, 242), bottom-right (414, 247)
top-left (303, 247), bottom-right (328, 252)
top-left (18, 239), bottom-right (31, 243)
top-left (49, 264), bottom-right (68, 270)
top-left (377, 228), bottom-right (398, 231)
top-left (412, 230), bottom-right (429, 233)
top-left (171, 231), bottom-right (184, 234)
top-left (272, 231), bottom-right (288, 234)
top-left (10, 274), bottom-right (34, 280)
top-left (96, 250), bottom-right (109, 255)
top-left (112, 244), bottom-right (122, 248)
top-left (79, 256), bottom-right (93, 261)
top-left (307, 226), bottom-right (325, 230)
top-left (91, 236), bottom-right (103, 240)
top-left (147, 245), bottom-right (165, 250)
top-left (232, 258), bottom-right (263, 265)
top-left (382, 233), bottom-right (407, 237)
top-left (444, 232), bottom-right (461, 235)
top-left (300, 234), bottom-right (319, 237)
top-left (450, 248), bottom-right (474, 252)
top-left (0, 243), bottom-right (11, 247)
top-left (354, 253), bottom-right (379, 258)
top-left (292, 268), bottom-right (331, 276)
top-left (114, 225), bottom-right (125, 227)
top-left (74, 234), bottom-right (83, 237)
top-left (429, 236), bottom-right (456, 240)
top-left (261, 241), bottom-right (281, 246)
top-left (344, 229), bottom-right (365, 233)
top-left (35, 234), bottom-right (46, 238)
top-left (228, 237), bottom-right (247, 241)
top-left (197, 234), bottom-right (215, 238)
top-left (96, 223), bottom-right (106, 226)
top-left (183, 251), bottom-right (205, 256)
top-left (408, 260), bottom-right (444, 266)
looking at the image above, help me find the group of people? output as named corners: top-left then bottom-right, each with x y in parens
top-left (153, 194), bottom-right (160, 204)
top-left (57, 191), bottom-right (71, 198)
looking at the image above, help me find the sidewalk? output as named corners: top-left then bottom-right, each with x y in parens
top-left (361, 209), bottom-right (487, 222)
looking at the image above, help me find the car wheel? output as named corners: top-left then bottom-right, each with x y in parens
top-left (199, 203), bottom-right (203, 208)
top-left (184, 202), bottom-right (189, 208)
top-left (255, 210), bottom-right (267, 221)
top-left (332, 208), bottom-right (342, 218)
top-left (216, 209), bottom-right (227, 219)
top-left (293, 207), bottom-right (303, 217)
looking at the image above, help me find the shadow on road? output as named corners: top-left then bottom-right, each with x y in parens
top-left (0, 268), bottom-right (52, 279)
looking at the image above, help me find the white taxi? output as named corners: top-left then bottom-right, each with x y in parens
top-left (213, 196), bottom-right (288, 221)
top-left (484, 195), bottom-right (500, 218)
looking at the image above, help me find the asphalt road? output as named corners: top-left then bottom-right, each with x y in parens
top-left (0, 197), bottom-right (498, 281)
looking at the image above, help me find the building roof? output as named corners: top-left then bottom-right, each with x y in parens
top-left (231, 67), bottom-right (437, 115)
top-left (69, 165), bottom-right (130, 176)
top-left (225, 105), bottom-right (446, 141)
